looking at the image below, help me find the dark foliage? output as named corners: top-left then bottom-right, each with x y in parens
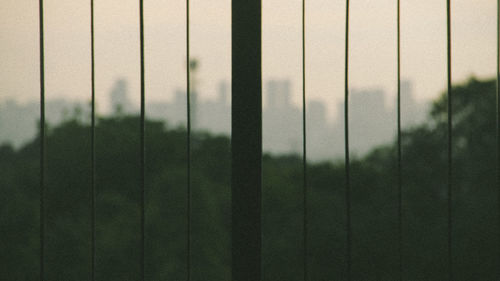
top-left (0, 77), bottom-right (499, 280)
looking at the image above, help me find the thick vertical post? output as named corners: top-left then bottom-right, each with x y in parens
top-left (231, 1), bottom-right (262, 280)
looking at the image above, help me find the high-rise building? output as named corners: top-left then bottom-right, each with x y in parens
top-left (266, 80), bottom-right (291, 110)
top-left (217, 81), bottom-right (229, 106)
top-left (110, 79), bottom-right (132, 114)
top-left (400, 80), bottom-right (426, 127)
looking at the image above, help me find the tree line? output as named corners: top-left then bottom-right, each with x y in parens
top-left (0, 77), bottom-right (498, 280)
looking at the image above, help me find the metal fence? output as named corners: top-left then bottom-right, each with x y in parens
top-left (29, 0), bottom-right (500, 280)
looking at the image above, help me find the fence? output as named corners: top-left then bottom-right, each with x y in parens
top-left (5, 0), bottom-right (500, 280)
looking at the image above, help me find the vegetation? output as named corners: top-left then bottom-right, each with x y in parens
top-left (0, 77), bottom-right (499, 280)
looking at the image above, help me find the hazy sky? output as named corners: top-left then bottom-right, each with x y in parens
top-left (0, 0), bottom-right (497, 120)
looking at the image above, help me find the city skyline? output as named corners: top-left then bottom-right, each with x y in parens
top-left (0, 77), bottom-right (427, 160)
top-left (1, 0), bottom-right (496, 118)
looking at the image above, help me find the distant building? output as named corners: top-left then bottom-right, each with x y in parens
top-left (110, 79), bottom-right (133, 114)
top-left (0, 98), bottom-right (85, 147)
top-left (266, 80), bottom-right (291, 110)
top-left (307, 100), bottom-right (326, 131)
top-left (348, 88), bottom-right (394, 154)
top-left (217, 81), bottom-right (229, 106)
top-left (0, 77), bottom-right (427, 161)
top-left (146, 81), bottom-right (230, 134)
top-left (263, 79), bottom-right (301, 154)
top-left (401, 80), bottom-right (426, 128)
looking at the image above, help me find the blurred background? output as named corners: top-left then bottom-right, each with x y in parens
top-left (1, 0), bottom-right (498, 280)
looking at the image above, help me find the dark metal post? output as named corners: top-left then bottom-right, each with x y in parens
top-left (396, 0), bottom-right (402, 280)
top-left (186, 0), bottom-right (192, 279)
top-left (38, 0), bottom-right (46, 280)
top-left (497, 0), bottom-right (500, 278)
top-left (231, 0), bottom-right (262, 280)
top-left (90, 0), bottom-right (96, 280)
top-left (139, 0), bottom-right (146, 280)
top-left (446, 0), bottom-right (453, 280)
top-left (301, 1), bottom-right (308, 280)
top-left (344, 0), bottom-right (351, 279)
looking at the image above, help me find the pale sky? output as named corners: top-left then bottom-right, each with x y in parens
top-left (0, 0), bottom-right (497, 121)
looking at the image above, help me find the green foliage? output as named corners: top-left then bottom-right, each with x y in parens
top-left (0, 77), bottom-right (499, 280)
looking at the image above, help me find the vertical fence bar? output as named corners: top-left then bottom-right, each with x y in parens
top-left (185, 0), bottom-right (192, 279)
top-left (446, 0), bottom-right (453, 280)
top-left (38, 0), bottom-right (45, 280)
top-left (231, 0), bottom-right (262, 280)
top-left (90, 0), bottom-right (96, 280)
top-left (302, 0), bottom-right (308, 280)
top-left (396, 0), bottom-right (402, 280)
top-left (139, 0), bottom-right (146, 280)
top-left (344, 0), bottom-right (351, 280)
top-left (498, 0), bottom-right (500, 277)
top-left (497, 0), bottom-right (500, 278)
